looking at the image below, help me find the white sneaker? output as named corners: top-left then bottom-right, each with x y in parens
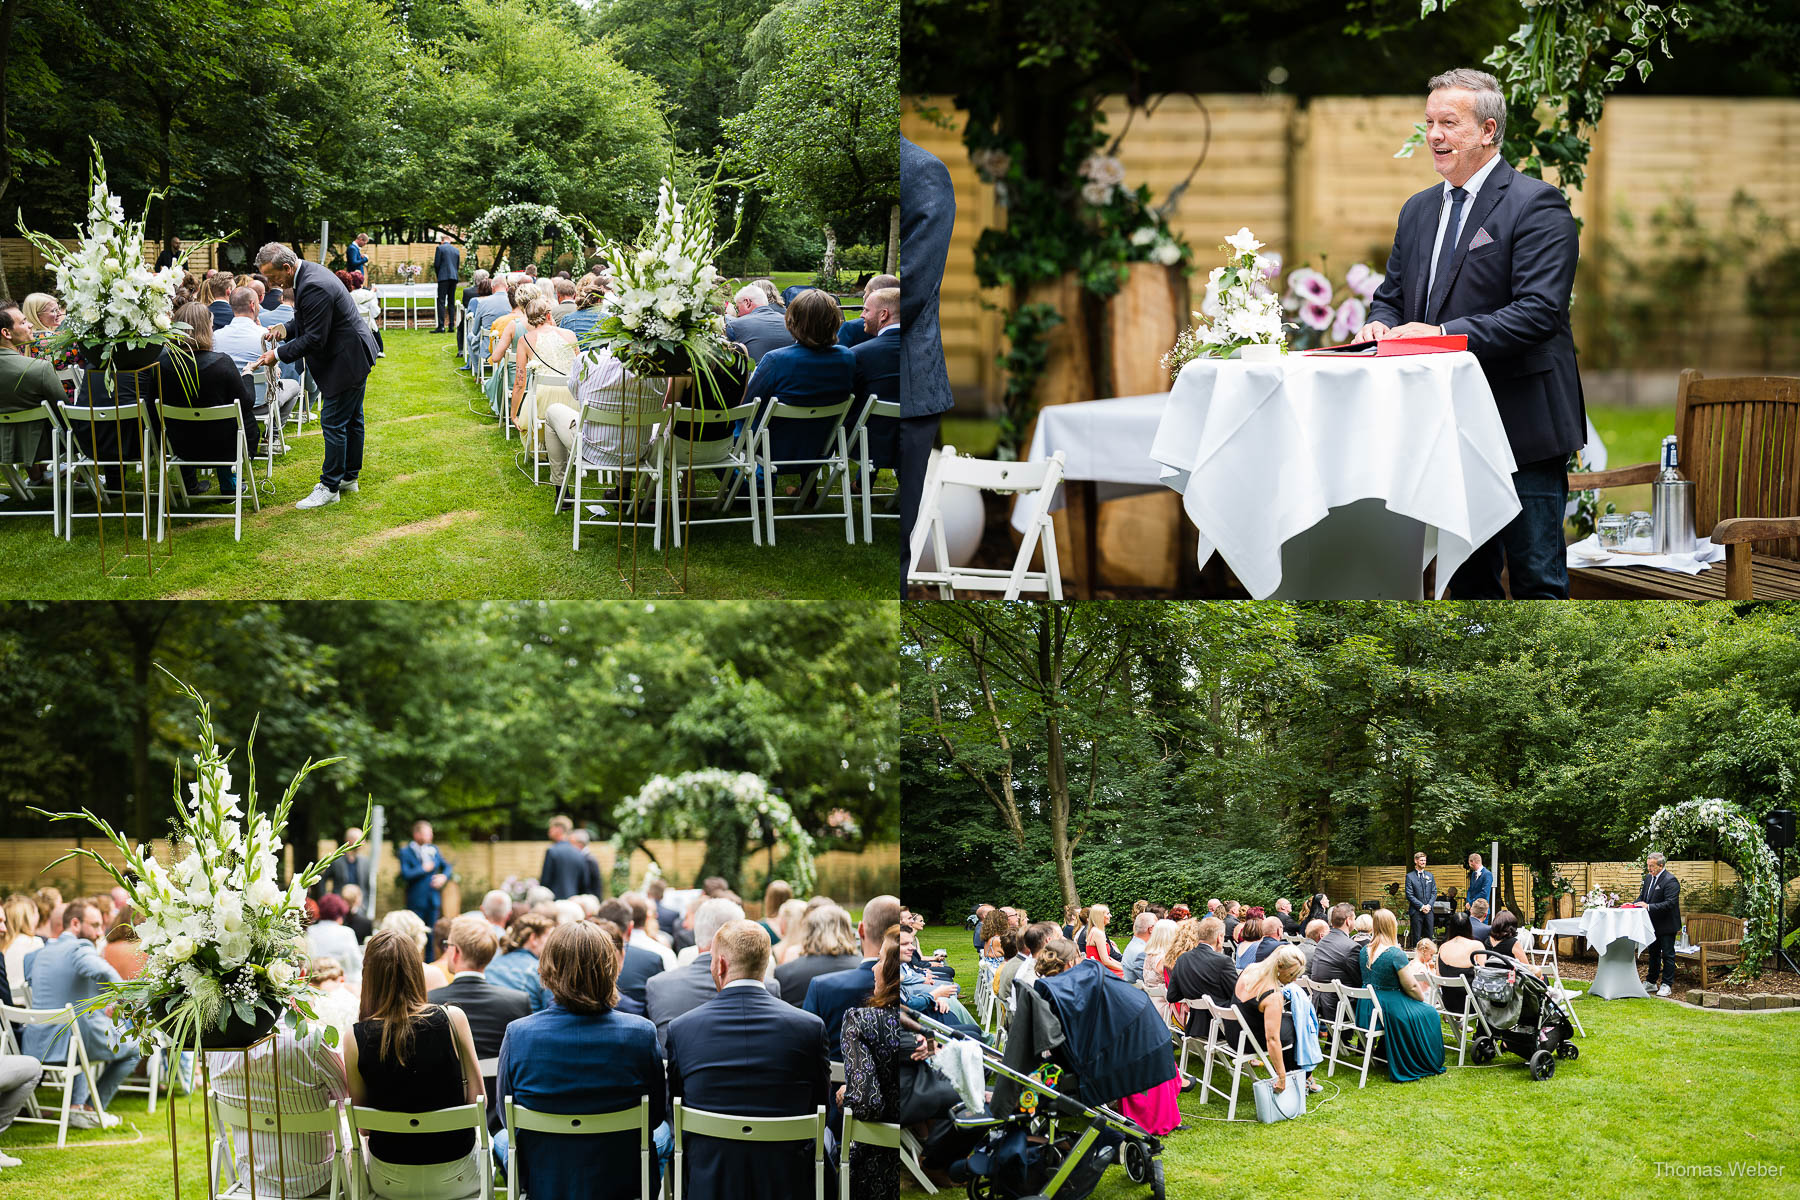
top-left (96, 1109), bottom-right (121, 1128)
top-left (295, 483), bottom-right (339, 509)
top-left (1656, 984), bottom-right (1672, 997)
top-left (339, 480), bottom-right (359, 494)
top-left (67, 1107), bottom-right (100, 1128)
top-left (0, 1150), bottom-right (21, 1167)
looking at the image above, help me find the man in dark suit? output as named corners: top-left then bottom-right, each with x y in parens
top-left (1466, 852), bottom-right (1495, 915)
top-left (646, 899), bottom-right (779, 1039)
top-left (569, 829), bottom-right (603, 897)
top-left (801, 895), bottom-right (901, 1060)
top-left (339, 885), bottom-right (374, 944)
top-left (1164, 916), bottom-right (1237, 1044)
top-left (1359, 68), bottom-right (1585, 598)
top-left (1636, 852), bottom-right (1682, 997)
top-left (1405, 852), bottom-right (1437, 948)
top-left (646, 878), bottom-right (685, 946)
top-left (1309, 904), bottom-right (1365, 1025)
top-left (538, 816), bottom-right (590, 900)
top-left (723, 286), bottom-right (794, 362)
top-left (252, 241), bottom-right (380, 510)
top-left (1273, 898), bottom-right (1302, 937)
top-left (432, 233), bottom-right (461, 333)
top-left (665, 921), bottom-right (829, 1200)
top-left (396, 820), bottom-right (451, 948)
top-left (154, 237), bottom-right (183, 271)
top-left (899, 136), bottom-right (956, 584)
top-left (323, 825), bottom-right (371, 916)
top-left (599, 898), bottom-right (667, 1005)
top-left (837, 274), bottom-right (900, 348)
top-left (851, 285), bottom-right (901, 478)
top-left (426, 915), bottom-right (531, 1121)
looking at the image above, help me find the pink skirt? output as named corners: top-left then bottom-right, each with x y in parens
top-left (1118, 1076), bottom-right (1181, 1135)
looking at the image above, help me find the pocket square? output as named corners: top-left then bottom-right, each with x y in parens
top-left (1468, 227), bottom-right (1495, 250)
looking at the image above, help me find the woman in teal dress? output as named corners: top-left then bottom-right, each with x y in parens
top-left (1356, 908), bottom-right (1446, 1083)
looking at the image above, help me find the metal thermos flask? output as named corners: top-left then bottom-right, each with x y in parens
top-left (1651, 435), bottom-right (1696, 555)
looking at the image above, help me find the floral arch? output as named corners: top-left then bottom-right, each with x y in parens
top-left (609, 769), bottom-right (816, 896)
top-left (1642, 797), bottom-right (1782, 981)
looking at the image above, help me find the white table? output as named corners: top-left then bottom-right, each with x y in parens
top-left (1148, 353), bottom-right (1521, 598)
top-left (1547, 907), bottom-right (1657, 999)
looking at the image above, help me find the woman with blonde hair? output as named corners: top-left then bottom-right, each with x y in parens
top-left (774, 904), bottom-right (861, 1003)
top-left (345, 931), bottom-right (487, 1197)
top-left (768, 897), bottom-right (809, 965)
top-left (1, 893), bottom-right (44, 996)
top-left (379, 910), bottom-right (449, 992)
top-left (1082, 904), bottom-right (1124, 977)
top-left (508, 293), bottom-right (577, 441)
top-left (1355, 907), bottom-right (1445, 1082)
top-left (1233, 944), bottom-right (1309, 1098)
top-left (760, 880), bottom-right (794, 941)
top-left (1138, 918), bottom-right (1180, 1023)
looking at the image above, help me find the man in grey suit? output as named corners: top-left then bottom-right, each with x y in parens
top-left (21, 899), bottom-right (138, 1125)
top-left (644, 897), bottom-right (778, 1039)
top-left (899, 136), bottom-right (956, 583)
top-left (722, 285), bottom-right (795, 362)
top-left (1405, 852), bottom-right (1437, 948)
top-left (1308, 904), bottom-right (1365, 1025)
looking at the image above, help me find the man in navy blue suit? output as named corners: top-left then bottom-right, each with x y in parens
top-left (665, 921), bottom-right (829, 1200)
top-left (1359, 68), bottom-right (1585, 598)
top-left (397, 819), bottom-right (451, 949)
top-left (599, 898), bottom-right (667, 1005)
top-left (837, 274), bottom-right (900, 348)
top-left (851, 285), bottom-right (900, 472)
top-left (899, 137), bottom-right (956, 583)
top-left (800, 894), bottom-right (902, 1058)
top-left (538, 815), bottom-right (591, 900)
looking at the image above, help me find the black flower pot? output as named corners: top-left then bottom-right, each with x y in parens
top-left (200, 1006), bottom-right (278, 1050)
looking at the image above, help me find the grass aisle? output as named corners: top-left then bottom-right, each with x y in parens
top-left (916, 926), bottom-right (1800, 1200)
top-left (0, 329), bottom-right (897, 599)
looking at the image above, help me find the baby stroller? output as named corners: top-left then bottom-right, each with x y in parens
top-left (909, 959), bottom-right (1172, 1200)
top-left (1466, 950), bottom-right (1580, 1080)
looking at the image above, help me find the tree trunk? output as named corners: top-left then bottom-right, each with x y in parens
top-left (885, 203), bottom-right (900, 275)
top-left (157, 97), bottom-right (174, 253)
top-left (109, 603), bottom-right (172, 845)
top-left (819, 223), bottom-right (838, 288)
top-left (1039, 609), bottom-right (1079, 910)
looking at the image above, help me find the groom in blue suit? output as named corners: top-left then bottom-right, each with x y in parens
top-left (398, 819), bottom-right (452, 951)
top-left (1360, 68), bottom-right (1585, 599)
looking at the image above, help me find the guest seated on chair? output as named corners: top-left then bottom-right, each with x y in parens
top-left (1236, 916), bottom-right (1284, 969)
top-left (345, 930), bottom-right (489, 1199)
top-left (207, 1012), bottom-right (350, 1198)
top-left (1232, 945), bottom-right (1315, 1098)
top-left (147, 301), bottom-right (260, 498)
top-left (542, 344), bottom-right (663, 500)
top-left (1164, 915), bottom-right (1237, 1043)
top-left (201, 273), bottom-right (234, 330)
top-left (1435, 912), bottom-right (1485, 987)
top-left (742, 289), bottom-right (855, 488)
top-left (665, 920), bottom-right (829, 1200)
top-left (1482, 910), bottom-right (1535, 971)
top-left (836, 275), bottom-right (900, 348)
top-left (508, 295), bottom-right (578, 438)
top-left (308, 956), bottom-right (361, 1047)
top-left (20, 898), bottom-right (137, 1128)
top-left (839, 925), bottom-right (939, 1200)
top-left (380, 910), bottom-right (449, 993)
top-left (767, 898), bottom-right (810, 968)
top-left (555, 275), bottom-right (605, 338)
top-left (1081, 904), bottom-right (1125, 977)
top-left (0, 303), bottom-right (61, 489)
top-left (723, 283), bottom-right (795, 361)
top-left (1355, 909), bottom-right (1447, 1083)
top-left (426, 914), bottom-right (532, 1119)
top-left (307, 893), bottom-right (363, 985)
top-left (597, 899), bottom-right (665, 1008)
top-left (645, 898), bottom-right (780, 1039)
top-left (495, 920), bottom-right (670, 1198)
top-left (773, 904), bottom-right (862, 1005)
top-left (486, 913), bottom-right (555, 1013)
top-left (802, 894), bottom-right (902, 1058)
top-left (1469, 898), bottom-right (1492, 942)
top-left (215, 286), bottom-right (301, 425)
top-left (1138, 918), bottom-right (1179, 1024)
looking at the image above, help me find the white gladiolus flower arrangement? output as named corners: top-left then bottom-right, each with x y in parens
top-left (16, 141), bottom-right (216, 373)
top-left (34, 672), bottom-right (370, 1053)
top-left (575, 177), bottom-right (736, 401)
top-left (608, 767), bottom-right (816, 895)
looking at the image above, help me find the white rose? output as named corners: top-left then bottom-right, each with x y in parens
top-left (1130, 227), bottom-right (1157, 247)
top-left (656, 298), bottom-right (684, 320)
top-left (620, 311), bottom-right (642, 330)
top-left (168, 935), bottom-right (196, 962)
top-left (218, 932), bottom-right (252, 966)
top-left (267, 960), bottom-right (294, 988)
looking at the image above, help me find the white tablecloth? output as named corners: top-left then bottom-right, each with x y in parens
top-left (1008, 393), bottom-right (1171, 533)
top-left (1549, 907), bottom-right (1656, 950)
top-left (1148, 353), bottom-right (1521, 598)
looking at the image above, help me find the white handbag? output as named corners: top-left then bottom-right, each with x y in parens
top-left (1252, 1075), bottom-right (1307, 1123)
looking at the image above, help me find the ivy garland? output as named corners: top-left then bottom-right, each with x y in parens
top-left (1641, 797), bottom-right (1781, 982)
top-left (464, 203), bottom-right (590, 274)
top-left (608, 768), bottom-right (817, 896)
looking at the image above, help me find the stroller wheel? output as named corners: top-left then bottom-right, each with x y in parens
top-left (1556, 1041), bottom-right (1579, 1060)
top-left (1123, 1139), bottom-right (1148, 1183)
top-left (1529, 1050), bottom-right (1556, 1080)
top-left (1473, 1037), bottom-right (1496, 1065)
top-left (1151, 1157), bottom-right (1166, 1200)
top-left (966, 1179), bottom-right (1000, 1200)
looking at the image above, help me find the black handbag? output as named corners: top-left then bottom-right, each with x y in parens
top-left (894, 1057), bottom-right (961, 1125)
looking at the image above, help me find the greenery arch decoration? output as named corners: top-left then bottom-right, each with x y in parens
top-left (1642, 797), bottom-right (1781, 982)
top-left (464, 202), bottom-right (590, 274)
top-left (609, 769), bottom-right (816, 897)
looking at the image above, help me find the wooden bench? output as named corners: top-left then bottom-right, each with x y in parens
top-left (1569, 371), bottom-right (1800, 599)
top-left (1675, 913), bottom-right (1746, 988)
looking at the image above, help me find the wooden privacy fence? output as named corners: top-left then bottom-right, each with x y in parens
top-left (904, 93), bottom-right (1800, 407)
top-left (1321, 857), bottom-right (1800, 918)
top-left (0, 838), bottom-right (899, 921)
top-left (0, 240), bottom-right (565, 289)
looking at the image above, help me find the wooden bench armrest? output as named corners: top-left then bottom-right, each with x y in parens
top-left (1709, 516), bottom-right (1800, 544)
top-left (1568, 463), bottom-right (1657, 489)
top-left (1695, 939), bottom-right (1743, 953)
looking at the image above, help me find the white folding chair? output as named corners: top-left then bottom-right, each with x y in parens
top-left (670, 1100), bottom-right (825, 1200)
top-left (382, 289), bottom-right (411, 331)
top-left (114, 1033), bottom-right (169, 1114)
top-left (0, 400), bottom-right (63, 535)
top-left (0, 1001), bottom-right (107, 1146)
top-left (60, 394), bottom-right (154, 543)
top-left (504, 1093), bottom-right (660, 1200)
top-left (241, 365), bottom-right (289, 482)
top-left (346, 1100), bottom-right (493, 1200)
top-left (663, 400), bottom-right (763, 548)
top-left (207, 1086), bottom-right (353, 1199)
top-left (1195, 998), bottom-right (1278, 1121)
top-left (1325, 982), bottom-right (1385, 1088)
top-left (812, 394), bottom-right (897, 544)
top-left (840, 1105), bottom-right (936, 1198)
top-left (749, 395), bottom-right (855, 545)
top-left (156, 400), bottom-right (262, 542)
top-left (560, 397), bottom-right (666, 551)
top-left (908, 446), bottom-right (1065, 600)
top-left (1429, 973), bottom-right (1478, 1066)
top-left (519, 362), bottom-right (569, 485)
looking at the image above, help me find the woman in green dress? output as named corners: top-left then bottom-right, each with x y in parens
top-left (1357, 908), bottom-right (1446, 1083)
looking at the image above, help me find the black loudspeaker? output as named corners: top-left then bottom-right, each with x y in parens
top-left (1766, 809), bottom-right (1796, 850)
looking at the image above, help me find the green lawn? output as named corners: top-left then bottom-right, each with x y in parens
top-left (0, 330), bottom-right (895, 599)
top-left (915, 926), bottom-right (1800, 1200)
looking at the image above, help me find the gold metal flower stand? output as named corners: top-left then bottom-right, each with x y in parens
top-left (168, 1028), bottom-right (293, 1200)
top-left (83, 359), bottom-right (173, 580)
top-left (609, 374), bottom-right (688, 596)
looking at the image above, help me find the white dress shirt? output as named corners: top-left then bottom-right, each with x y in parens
top-left (212, 315), bottom-right (269, 374)
top-left (1428, 151), bottom-right (1505, 296)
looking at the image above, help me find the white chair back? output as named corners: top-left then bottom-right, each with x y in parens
top-left (0, 400), bottom-right (62, 533)
top-left (909, 446), bottom-right (1065, 601)
top-left (750, 394), bottom-right (856, 546)
top-left (208, 1087), bottom-right (350, 1200)
top-left (156, 399), bottom-right (261, 542)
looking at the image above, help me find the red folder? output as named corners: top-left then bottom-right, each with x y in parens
top-left (1304, 334), bottom-right (1468, 357)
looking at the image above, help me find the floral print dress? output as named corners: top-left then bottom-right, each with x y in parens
top-left (841, 1005), bottom-right (914, 1200)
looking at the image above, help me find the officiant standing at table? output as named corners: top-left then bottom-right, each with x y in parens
top-left (1357, 68), bottom-right (1585, 599)
top-left (251, 241), bottom-right (380, 510)
top-left (1636, 852), bottom-right (1682, 998)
